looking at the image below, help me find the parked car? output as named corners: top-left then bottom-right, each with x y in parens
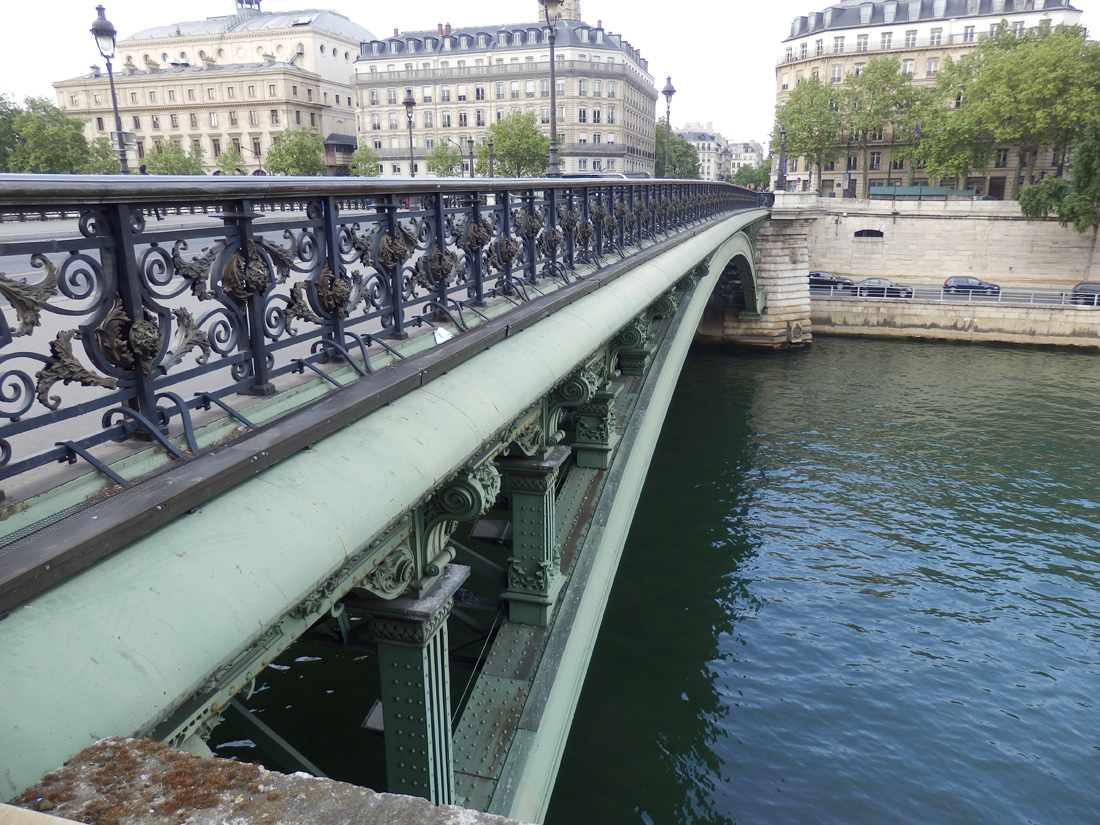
top-left (944, 276), bottom-right (1000, 295)
top-left (809, 271), bottom-right (854, 290)
top-left (853, 278), bottom-right (914, 298)
top-left (1070, 282), bottom-right (1100, 306)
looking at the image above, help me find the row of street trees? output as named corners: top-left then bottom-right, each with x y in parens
top-left (1, 98), bottom-right (718, 182)
top-left (776, 22), bottom-right (1100, 219)
top-left (0, 96), bottom-right (120, 174)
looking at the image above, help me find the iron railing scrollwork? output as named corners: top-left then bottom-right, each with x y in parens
top-left (0, 175), bottom-right (765, 502)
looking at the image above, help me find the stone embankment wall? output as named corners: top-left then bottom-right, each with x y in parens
top-left (810, 297), bottom-right (1100, 349)
top-left (783, 193), bottom-right (1100, 288)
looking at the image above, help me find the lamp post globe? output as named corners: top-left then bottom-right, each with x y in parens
top-left (661, 76), bottom-right (675, 178)
top-left (91, 5), bottom-right (129, 174)
top-left (540, 0), bottom-right (563, 177)
top-left (402, 87), bottom-right (416, 177)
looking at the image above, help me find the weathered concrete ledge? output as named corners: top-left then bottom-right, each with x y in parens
top-left (7, 738), bottom-right (535, 825)
top-left (810, 297), bottom-right (1100, 348)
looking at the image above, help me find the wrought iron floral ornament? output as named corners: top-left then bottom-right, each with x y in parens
top-left (35, 330), bottom-right (116, 410)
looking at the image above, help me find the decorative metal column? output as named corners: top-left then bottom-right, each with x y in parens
top-left (541, 0), bottom-right (563, 177)
top-left (573, 385), bottom-right (621, 469)
top-left (403, 88), bottom-right (416, 177)
top-left (488, 138), bottom-right (495, 177)
top-left (498, 446), bottom-right (570, 625)
top-left (365, 564), bottom-right (469, 804)
top-left (662, 76), bottom-right (676, 178)
top-left (467, 137), bottom-right (475, 179)
top-left (90, 6), bottom-right (129, 174)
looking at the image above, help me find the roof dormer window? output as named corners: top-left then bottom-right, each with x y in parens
top-left (860, 3), bottom-right (873, 23)
top-left (884, 2), bottom-right (897, 23)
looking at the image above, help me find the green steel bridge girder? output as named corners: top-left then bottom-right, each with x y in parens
top-left (0, 209), bottom-right (767, 806)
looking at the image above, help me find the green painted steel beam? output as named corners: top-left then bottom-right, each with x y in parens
top-left (0, 210), bottom-right (765, 799)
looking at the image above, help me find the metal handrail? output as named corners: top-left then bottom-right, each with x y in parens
top-left (0, 175), bottom-right (765, 505)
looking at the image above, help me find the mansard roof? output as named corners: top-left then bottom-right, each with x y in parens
top-left (362, 19), bottom-right (648, 72)
top-left (785, 0), bottom-right (1078, 41)
top-left (125, 9), bottom-right (374, 44)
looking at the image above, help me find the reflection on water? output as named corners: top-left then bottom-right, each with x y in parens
top-left (548, 338), bottom-right (1100, 825)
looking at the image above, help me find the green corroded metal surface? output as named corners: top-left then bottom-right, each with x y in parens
top-left (0, 209), bottom-right (765, 801)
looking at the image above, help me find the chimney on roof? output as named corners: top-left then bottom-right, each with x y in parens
top-left (263, 53), bottom-right (276, 66)
top-left (90, 65), bottom-right (101, 77)
top-left (438, 23), bottom-right (443, 35)
top-left (394, 28), bottom-right (399, 37)
top-left (446, 23), bottom-right (452, 34)
top-left (597, 19), bottom-right (602, 28)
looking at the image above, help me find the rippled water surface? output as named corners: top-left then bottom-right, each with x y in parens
top-left (547, 338), bottom-right (1100, 825)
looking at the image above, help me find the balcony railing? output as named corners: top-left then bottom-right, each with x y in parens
top-left (0, 176), bottom-right (765, 514)
top-left (778, 30), bottom-right (992, 65)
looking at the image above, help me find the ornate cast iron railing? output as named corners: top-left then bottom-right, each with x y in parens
top-left (0, 175), bottom-right (765, 506)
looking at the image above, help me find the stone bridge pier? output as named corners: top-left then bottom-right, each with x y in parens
top-left (696, 198), bottom-right (814, 348)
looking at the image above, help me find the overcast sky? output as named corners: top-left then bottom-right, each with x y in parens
top-left (3, 0), bottom-right (1094, 150)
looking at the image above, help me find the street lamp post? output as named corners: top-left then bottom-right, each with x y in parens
top-left (776, 123), bottom-right (788, 191)
top-left (402, 88), bottom-right (416, 177)
top-left (488, 138), bottom-right (495, 178)
top-left (467, 137), bottom-right (475, 178)
top-left (90, 5), bottom-right (129, 174)
top-left (540, 0), bottom-right (562, 177)
top-left (661, 76), bottom-right (675, 178)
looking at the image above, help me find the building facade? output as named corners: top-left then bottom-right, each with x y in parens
top-left (54, 1), bottom-right (373, 173)
top-left (352, 0), bottom-right (657, 177)
top-left (775, 0), bottom-right (1083, 197)
top-left (729, 141), bottom-right (765, 175)
top-left (675, 123), bottom-right (727, 181)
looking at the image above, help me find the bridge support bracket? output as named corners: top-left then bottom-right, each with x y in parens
top-left (573, 385), bottom-right (622, 469)
top-left (498, 445), bottom-right (571, 626)
top-left (364, 564), bottom-right (470, 805)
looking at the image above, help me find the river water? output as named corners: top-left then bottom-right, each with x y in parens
top-left (547, 337), bottom-right (1100, 825)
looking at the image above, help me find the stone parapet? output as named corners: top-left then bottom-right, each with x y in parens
top-left (8, 738), bottom-right (535, 825)
top-left (811, 297), bottom-right (1100, 349)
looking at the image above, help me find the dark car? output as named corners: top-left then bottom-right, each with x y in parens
top-left (853, 278), bottom-right (913, 298)
top-left (1070, 282), bottom-right (1100, 306)
top-left (809, 271), bottom-right (854, 290)
top-left (944, 276), bottom-right (1000, 295)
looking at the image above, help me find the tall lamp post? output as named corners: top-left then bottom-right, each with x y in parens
top-left (776, 123), bottom-right (788, 191)
top-left (661, 76), bottom-right (675, 178)
top-left (467, 137), bottom-right (475, 178)
top-left (402, 88), bottom-right (416, 177)
top-left (90, 5), bottom-right (129, 174)
top-left (488, 138), bottom-right (495, 178)
top-left (539, 0), bottom-right (562, 177)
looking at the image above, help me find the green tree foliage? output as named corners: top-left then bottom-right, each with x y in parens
top-left (922, 24), bottom-right (1100, 196)
top-left (8, 97), bottom-right (89, 174)
top-left (216, 143), bottom-right (246, 175)
top-left (655, 120), bottom-right (700, 178)
top-left (143, 141), bottom-right (206, 175)
top-left (0, 95), bottom-right (19, 171)
top-left (732, 159), bottom-right (772, 190)
top-left (774, 77), bottom-right (844, 191)
top-left (1019, 116), bottom-right (1100, 233)
top-left (842, 57), bottom-right (918, 197)
top-left (350, 144), bottom-right (382, 176)
top-left (81, 136), bottom-right (122, 174)
top-left (472, 112), bottom-right (548, 178)
top-left (427, 141), bottom-right (463, 177)
top-left (264, 127), bottom-right (325, 176)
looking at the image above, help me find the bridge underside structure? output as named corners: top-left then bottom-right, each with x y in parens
top-left (0, 177), bottom-right (768, 821)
